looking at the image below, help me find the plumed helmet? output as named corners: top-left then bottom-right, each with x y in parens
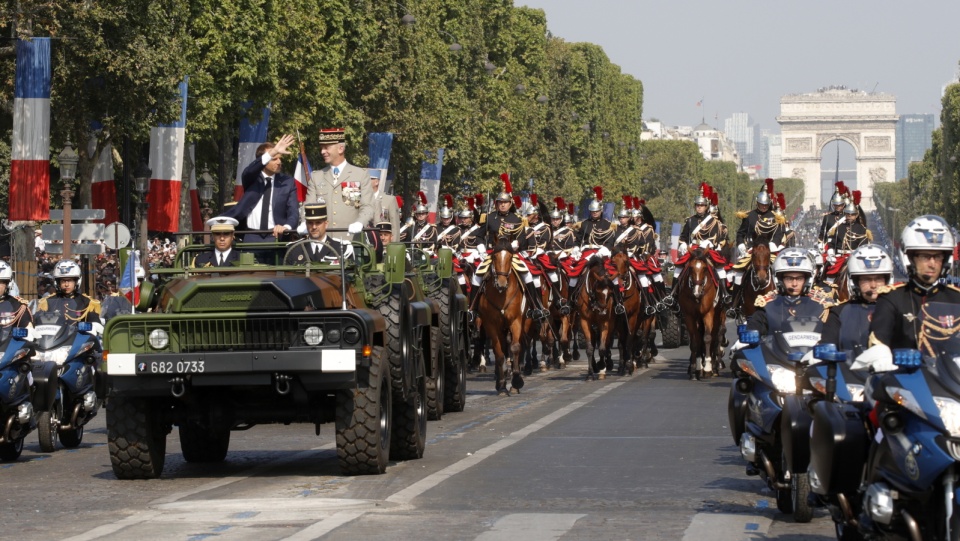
top-left (438, 193), bottom-right (454, 219)
top-left (496, 173), bottom-right (513, 202)
top-left (565, 212), bottom-right (576, 225)
top-left (806, 248), bottom-right (824, 268)
top-left (523, 203), bottom-right (539, 217)
top-left (587, 186), bottom-right (603, 212)
top-left (773, 247), bottom-right (815, 295)
top-left (843, 201), bottom-right (858, 215)
top-left (847, 244), bottom-right (893, 299)
top-left (831, 182), bottom-right (846, 207)
top-left (0, 261), bottom-right (12, 282)
top-left (460, 196), bottom-right (475, 219)
top-left (458, 208), bottom-right (473, 219)
top-left (900, 214), bottom-right (955, 278)
top-left (53, 259), bottom-right (83, 288)
top-left (618, 195), bottom-right (632, 218)
top-left (550, 197), bottom-right (565, 219)
top-left (415, 191), bottom-right (429, 214)
top-left (755, 189), bottom-right (771, 206)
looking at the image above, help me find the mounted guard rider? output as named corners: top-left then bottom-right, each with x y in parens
top-left (435, 193), bottom-right (461, 253)
top-left (549, 197), bottom-right (576, 252)
top-left (630, 196), bottom-right (669, 309)
top-left (400, 191), bottom-right (438, 253)
top-left (470, 175), bottom-right (550, 320)
top-left (805, 248), bottom-right (838, 305)
top-left (523, 194), bottom-right (567, 314)
top-left (817, 181), bottom-right (848, 250)
top-left (730, 178), bottom-right (789, 303)
top-left (824, 189), bottom-right (871, 283)
top-left (577, 186), bottom-right (615, 252)
top-left (668, 183), bottom-right (732, 306)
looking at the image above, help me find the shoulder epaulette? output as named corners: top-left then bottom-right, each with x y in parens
top-left (736, 210), bottom-right (749, 219)
top-left (876, 282), bottom-right (905, 296)
top-left (755, 291), bottom-right (777, 308)
top-left (947, 284), bottom-right (960, 293)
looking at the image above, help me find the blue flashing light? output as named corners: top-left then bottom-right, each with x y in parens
top-left (788, 352), bottom-right (805, 362)
top-left (893, 349), bottom-right (922, 369)
top-left (78, 322), bottom-right (92, 332)
top-left (739, 330), bottom-right (761, 345)
top-left (813, 344), bottom-right (837, 360)
top-left (737, 324), bottom-right (748, 334)
top-left (12, 327), bottom-right (28, 338)
top-left (822, 351), bottom-right (847, 362)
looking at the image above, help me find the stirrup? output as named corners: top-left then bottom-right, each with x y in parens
top-left (560, 305), bottom-right (571, 315)
top-left (615, 304), bottom-right (626, 315)
top-left (661, 295), bottom-right (674, 307)
top-left (466, 310), bottom-right (476, 323)
top-left (645, 305), bottom-right (657, 316)
top-left (725, 307), bottom-right (738, 319)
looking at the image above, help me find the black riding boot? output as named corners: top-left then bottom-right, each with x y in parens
top-left (613, 283), bottom-right (626, 315)
top-left (726, 281), bottom-right (741, 318)
top-left (525, 281), bottom-right (550, 320)
top-left (652, 280), bottom-right (670, 312)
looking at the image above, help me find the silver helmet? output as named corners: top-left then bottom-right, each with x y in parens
top-left (847, 244), bottom-right (893, 299)
top-left (843, 201), bottom-right (858, 215)
top-left (458, 207), bottom-right (473, 220)
top-left (438, 206), bottom-right (454, 219)
top-left (900, 215), bottom-right (955, 279)
top-left (587, 186), bottom-right (603, 212)
top-left (694, 193), bottom-right (709, 206)
top-left (756, 190), bottom-right (771, 206)
top-left (830, 190), bottom-right (845, 207)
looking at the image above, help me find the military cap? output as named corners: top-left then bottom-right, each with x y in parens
top-left (376, 221), bottom-right (392, 232)
top-left (207, 216), bottom-right (239, 233)
top-left (318, 128), bottom-right (346, 144)
top-left (304, 202), bottom-right (328, 221)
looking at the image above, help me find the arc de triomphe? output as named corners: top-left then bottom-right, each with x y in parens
top-left (777, 88), bottom-right (897, 212)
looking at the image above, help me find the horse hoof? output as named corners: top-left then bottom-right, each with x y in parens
top-left (478, 365), bottom-right (487, 373)
top-left (510, 387), bottom-right (520, 395)
top-left (598, 373), bottom-right (606, 380)
top-left (499, 391), bottom-right (509, 397)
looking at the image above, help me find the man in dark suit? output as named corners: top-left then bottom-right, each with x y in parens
top-left (284, 202), bottom-right (353, 265)
top-left (193, 217), bottom-right (241, 267)
top-left (225, 134), bottom-right (300, 245)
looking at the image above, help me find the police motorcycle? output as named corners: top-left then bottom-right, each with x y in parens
top-left (32, 311), bottom-right (102, 451)
top-left (818, 301), bottom-right (960, 541)
top-left (728, 304), bottom-right (824, 518)
top-left (0, 320), bottom-right (58, 461)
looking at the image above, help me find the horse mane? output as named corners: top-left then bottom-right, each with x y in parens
top-left (754, 233), bottom-right (772, 249)
top-left (493, 237), bottom-right (514, 253)
top-left (611, 246), bottom-right (630, 259)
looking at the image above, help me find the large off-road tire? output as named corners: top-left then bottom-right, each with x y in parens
top-left (0, 435), bottom-right (24, 461)
top-left (425, 324), bottom-right (444, 421)
top-left (179, 422), bottom-right (230, 463)
top-left (391, 357), bottom-right (427, 461)
top-left (436, 281), bottom-right (467, 413)
top-left (374, 287), bottom-right (406, 394)
top-left (791, 472), bottom-right (814, 523)
top-left (336, 346), bottom-right (392, 475)
top-left (776, 486), bottom-right (794, 514)
top-left (660, 311), bottom-right (681, 349)
top-left (107, 396), bottom-right (167, 479)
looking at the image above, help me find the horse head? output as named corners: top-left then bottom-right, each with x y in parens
top-left (610, 247), bottom-right (631, 275)
top-left (751, 234), bottom-right (772, 288)
top-left (583, 257), bottom-right (614, 315)
top-left (490, 237), bottom-right (515, 292)
top-left (686, 248), bottom-right (711, 300)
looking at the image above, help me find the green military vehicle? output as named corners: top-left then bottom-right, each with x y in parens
top-left (103, 237), bottom-right (460, 478)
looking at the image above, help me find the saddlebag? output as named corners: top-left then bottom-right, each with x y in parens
top-left (810, 400), bottom-right (868, 496)
top-left (780, 394), bottom-right (813, 476)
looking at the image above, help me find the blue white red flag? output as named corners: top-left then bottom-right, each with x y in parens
top-left (235, 103), bottom-right (271, 200)
top-left (10, 38), bottom-right (51, 221)
top-left (293, 143), bottom-right (311, 203)
top-left (418, 149), bottom-right (445, 221)
top-left (89, 125), bottom-right (119, 224)
top-left (119, 250), bottom-right (140, 305)
top-left (147, 78), bottom-right (188, 233)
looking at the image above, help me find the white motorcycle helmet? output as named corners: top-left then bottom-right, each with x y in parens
top-left (806, 248), bottom-right (824, 269)
top-left (53, 259), bottom-right (83, 290)
top-left (773, 247), bottom-right (815, 295)
top-left (847, 244), bottom-right (893, 300)
top-left (0, 261), bottom-right (12, 282)
top-left (900, 215), bottom-right (955, 280)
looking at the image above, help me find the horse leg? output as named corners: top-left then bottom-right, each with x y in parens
top-left (490, 333), bottom-right (508, 396)
top-left (580, 317), bottom-right (596, 381)
top-left (510, 321), bottom-right (524, 393)
top-left (702, 312), bottom-right (714, 379)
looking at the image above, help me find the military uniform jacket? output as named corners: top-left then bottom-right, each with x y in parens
top-left (869, 282), bottom-right (960, 350)
top-left (746, 294), bottom-right (826, 336)
top-left (435, 221), bottom-right (461, 252)
top-left (821, 301), bottom-right (876, 354)
top-left (736, 209), bottom-right (785, 247)
top-left (0, 295), bottom-right (33, 328)
top-left (818, 212), bottom-right (842, 244)
top-left (284, 237), bottom-right (351, 265)
top-left (680, 213), bottom-right (725, 248)
top-left (194, 249), bottom-right (241, 268)
top-left (611, 224), bottom-right (640, 252)
top-left (578, 218), bottom-right (614, 248)
top-left (550, 225), bottom-right (576, 251)
top-left (459, 224), bottom-right (484, 252)
top-left (478, 211), bottom-right (522, 246)
top-left (521, 222), bottom-right (552, 256)
top-left (36, 293), bottom-right (101, 324)
top-left (400, 221), bottom-right (438, 247)
top-left (372, 191), bottom-right (401, 237)
top-left (100, 293), bottom-right (133, 322)
top-left (635, 223), bottom-right (659, 256)
top-left (829, 221), bottom-right (869, 253)
top-left (305, 162), bottom-right (373, 230)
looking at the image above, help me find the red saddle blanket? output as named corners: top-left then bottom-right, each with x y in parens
top-left (674, 248), bottom-right (727, 266)
top-left (825, 254), bottom-right (849, 276)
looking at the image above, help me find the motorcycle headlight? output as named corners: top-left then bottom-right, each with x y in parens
top-left (886, 386), bottom-right (927, 421)
top-left (75, 341), bottom-right (94, 356)
top-left (11, 346), bottom-right (32, 362)
top-left (933, 395), bottom-right (960, 437)
top-left (769, 365), bottom-right (796, 393)
top-left (41, 345), bottom-right (72, 365)
top-left (846, 384), bottom-right (865, 403)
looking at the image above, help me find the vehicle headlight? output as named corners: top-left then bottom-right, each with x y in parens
top-left (41, 345), bottom-right (71, 365)
top-left (149, 329), bottom-right (169, 350)
top-left (846, 384), bottom-right (865, 403)
top-left (934, 395), bottom-right (960, 437)
top-left (342, 326), bottom-right (360, 345)
top-left (75, 341), bottom-right (94, 356)
top-left (304, 326), bottom-right (323, 346)
top-left (769, 365), bottom-right (796, 393)
top-left (886, 386), bottom-right (926, 420)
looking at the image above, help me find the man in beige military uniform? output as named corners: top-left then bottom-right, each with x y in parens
top-left (305, 128), bottom-right (372, 234)
top-left (369, 169), bottom-right (400, 237)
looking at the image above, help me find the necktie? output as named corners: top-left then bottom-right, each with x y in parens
top-left (259, 177), bottom-right (273, 231)
top-left (219, 252), bottom-right (224, 265)
top-left (333, 167), bottom-right (340, 177)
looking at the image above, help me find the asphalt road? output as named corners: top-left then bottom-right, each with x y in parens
top-left (5, 334), bottom-right (838, 541)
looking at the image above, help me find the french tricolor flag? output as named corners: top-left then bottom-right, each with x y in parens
top-left (293, 141), bottom-right (311, 203)
top-left (89, 127), bottom-right (119, 224)
top-left (235, 103), bottom-right (271, 200)
top-left (147, 78), bottom-right (188, 234)
top-left (10, 38), bottom-right (51, 221)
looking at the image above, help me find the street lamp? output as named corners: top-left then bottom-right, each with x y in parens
top-left (437, 29), bottom-right (462, 52)
top-left (58, 141), bottom-right (80, 261)
top-left (134, 161), bottom-right (152, 258)
top-left (536, 95), bottom-right (549, 104)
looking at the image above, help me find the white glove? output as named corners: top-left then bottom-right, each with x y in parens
top-left (737, 243), bottom-right (747, 258)
top-left (533, 248), bottom-right (544, 257)
top-left (477, 243), bottom-right (487, 254)
top-left (851, 343), bottom-right (895, 373)
top-left (297, 221), bottom-right (307, 235)
top-left (348, 222), bottom-right (363, 234)
top-left (597, 246), bottom-right (611, 258)
top-left (572, 247), bottom-right (582, 261)
top-left (701, 240), bottom-right (714, 250)
top-left (678, 242), bottom-right (688, 256)
top-left (769, 242), bottom-right (781, 252)
top-left (510, 240), bottom-right (519, 251)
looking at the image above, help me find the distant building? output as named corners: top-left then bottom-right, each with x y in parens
top-left (763, 131), bottom-right (782, 178)
top-left (641, 118), bottom-right (740, 168)
top-left (724, 113), bottom-right (762, 170)
top-left (895, 114), bottom-right (934, 181)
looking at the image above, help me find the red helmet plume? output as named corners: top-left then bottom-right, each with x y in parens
top-left (835, 181), bottom-right (845, 193)
top-left (633, 196), bottom-right (641, 208)
top-left (442, 193), bottom-right (453, 208)
top-left (567, 203), bottom-right (575, 214)
top-left (501, 173), bottom-right (512, 194)
top-left (593, 186), bottom-right (603, 201)
top-left (465, 196), bottom-right (475, 211)
top-left (554, 196), bottom-right (565, 210)
top-left (777, 193), bottom-right (786, 210)
top-left (512, 195), bottom-right (522, 208)
top-left (765, 178), bottom-right (774, 193)
top-left (475, 193), bottom-right (484, 208)
top-left (622, 195), bottom-right (632, 209)
top-left (531, 193), bottom-right (538, 207)
top-left (710, 193), bottom-right (719, 206)
top-left (852, 190), bottom-right (861, 206)
top-left (417, 191), bottom-right (427, 205)
top-left (396, 196), bottom-right (403, 209)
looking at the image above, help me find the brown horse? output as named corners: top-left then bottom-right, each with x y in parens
top-left (476, 238), bottom-right (527, 395)
top-left (610, 248), bottom-right (642, 375)
top-left (539, 253), bottom-right (572, 371)
top-left (738, 241), bottom-right (774, 322)
top-left (574, 257), bottom-right (617, 381)
top-left (678, 248), bottom-right (724, 380)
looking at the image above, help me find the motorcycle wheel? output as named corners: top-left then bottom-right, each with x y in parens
top-left (791, 472), bottom-right (814, 523)
top-left (0, 435), bottom-right (24, 461)
top-left (38, 407), bottom-right (59, 452)
top-left (59, 425), bottom-right (84, 448)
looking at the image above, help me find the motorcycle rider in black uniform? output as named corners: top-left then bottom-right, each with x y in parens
top-left (35, 260), bottom-right (101, 326)
top-left (821, 244), bottom-right (893, 354)
top-left (746, 247), bottom-right (827, 336)
top-left (0, 261), bottom-right (32, 328)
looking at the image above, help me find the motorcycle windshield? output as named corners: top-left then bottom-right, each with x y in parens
top-left (920, 302), bottom-right (960, 390)
top-left (33, 310), bottom-right (75, 351)
top-left (766, 302), bottom-right (823, 362)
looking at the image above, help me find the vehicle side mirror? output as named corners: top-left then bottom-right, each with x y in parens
top-left (136, 282), bottom-right (155, 311)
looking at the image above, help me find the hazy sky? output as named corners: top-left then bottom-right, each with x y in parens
top-left (518, 0), bottom-right (960, 132)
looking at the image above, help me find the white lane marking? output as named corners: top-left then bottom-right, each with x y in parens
top-left (283, 510), bottom-right (366, 541)
top-left (60, 511), bottom-right (163, 541)
top-left (386, 379), bottom-right (630, 505)
top-left (681, 513), bottom-right (772, 541)
top-left (474, 513), bottom-right (586, 541)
